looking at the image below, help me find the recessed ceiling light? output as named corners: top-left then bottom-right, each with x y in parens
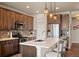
top-left (56, 7), bottom-right (59, 10)
top-left (26, 5), bottom-right (30, 8)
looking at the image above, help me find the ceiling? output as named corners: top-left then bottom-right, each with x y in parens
top-left (0, 2), bottom-right (79, 15)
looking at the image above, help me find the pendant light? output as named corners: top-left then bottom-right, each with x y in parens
top-left (44, 2), bottom-right (48, 15)
top-left (49, 2), bottom-right (53, 18)
top-left (53, 2), bottom-right (57, 20)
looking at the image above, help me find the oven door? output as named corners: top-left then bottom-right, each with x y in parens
top-left (19, 37), bottom-right (28, 43)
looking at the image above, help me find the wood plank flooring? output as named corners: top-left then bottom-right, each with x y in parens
top-left (11, 53), bottom-right (22, 57)
top-left (65, 43), bottom-right (79, 57)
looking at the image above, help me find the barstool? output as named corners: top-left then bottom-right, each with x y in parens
top-left (52, 39), bottom-right (67, 56)
top-left (61, 36), bottom-right (68, 51)
top-left (46, 40), bottom-right (64, 57)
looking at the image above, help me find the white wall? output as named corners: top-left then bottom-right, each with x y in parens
top-left (71, 19), bottom-right (79, 43)
top-left (70, 11), bottom-right (79, 43)
top-left (33, 13), bottom-right (47, 40)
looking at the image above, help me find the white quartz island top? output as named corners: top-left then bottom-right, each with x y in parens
top-left (20, 37), bottom-right (61, 48)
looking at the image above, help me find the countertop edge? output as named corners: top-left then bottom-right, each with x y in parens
top-left (0, 38), bottom-right (19, 41)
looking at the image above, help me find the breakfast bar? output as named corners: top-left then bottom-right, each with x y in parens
top-left (20, 37), bottom-right (61, 57)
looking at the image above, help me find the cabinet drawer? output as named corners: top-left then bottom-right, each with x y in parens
top-left (1, 40), bottom-right (14, 44)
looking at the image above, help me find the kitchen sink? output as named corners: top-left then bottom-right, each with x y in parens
top-left (35, 40), bottom-right (44, 42)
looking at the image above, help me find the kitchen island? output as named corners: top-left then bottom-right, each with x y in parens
top-left (20, 37), bottom-right (62, 57)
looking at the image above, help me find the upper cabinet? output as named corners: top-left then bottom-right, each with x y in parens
top-left (4, 9), bottom-right (12, 30)
top-left (23, 15), bottom-right (28, 30)
top-left (0, 7), bottom-right (33, 31)
top-left (27, 16), bottom-right (33, 31)
top-left (0, 7), bottom-right (4, 30)
top-left (47, 14), bottom-right (60, 24)
top-left (61, 14), bottom-right (69, 31)
top-left (10, 10), bottom-right (16, 29)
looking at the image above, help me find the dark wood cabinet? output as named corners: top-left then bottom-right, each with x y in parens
top-left (13, 39), bottom-right (19, 54)
top-left (23, 15), bottom-right (28, 30)
top-left (27, 16), bottom-right (33, 31)
top-left (21, 45), bottom-right (37, 57)
top-left (10, 10), bottom-right (16, 29)
top-left (0, 7), bottom-right (4, 30)
top-left (0, 7), bottom-right (33, 30)
top-left (15, 13), bottom-right (21, 22)
top-left (0, 43), bottom-right (1, 57)
top-left (4, 9), bottom-right (12, 30)
top-left (0, 39), bottom-right (19, 57)
top-left (1, 41), bottom-right (14, 56)
top-left (47, 14), bottom-right (60, 24)
top-left (61, 14), bottom-right (69, 30)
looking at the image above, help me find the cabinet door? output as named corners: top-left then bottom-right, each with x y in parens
top-left (1, 40), bottom-right (14, 56)
top-left (47, 15), bottom-right (54, 24)
top-left (10, 11), bottom-right (16, 29)
top-left (20, 14), bottom-right (24, 23)
top-left (47, 15), bottom-right (60, 24)
top-left (23, 15), bottom-right (28, 30)
top-left (62, 14), bottom-right (69, 30)
top-left (7, 10), bottom-right (12, 30)
top-left (0, 8), bottom-right (16, 30)
top-left (15, 13), bottom-right (19, 21)
top-left (13, 39), bottom-right (19, 54)
top-left (15, 13), bottom-right (22, 23)
top-left (4, 43), bottom-right (13, 56)
top-left (0, 7), bottom-right (4, 30)
top-left (0, 43), bottom-right (1, 57)
top-left (27, 16), bottom-right (33, 31)
top-left (4, 9), bottom-right (11, 30)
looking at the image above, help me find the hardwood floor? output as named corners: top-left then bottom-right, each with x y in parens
top-left (65, 43), bottom-right (79, 57)
top-left (11, 53), bottom-right (22, 57)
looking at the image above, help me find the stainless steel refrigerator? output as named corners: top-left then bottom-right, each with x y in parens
top-left (48, 24), bottom-right (59, 38)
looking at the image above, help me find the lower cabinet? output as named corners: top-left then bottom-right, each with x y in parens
top-left (13, 39), bottom-right (19, 54)
top-left (0, 39), bottom-right (19, 57)
top-left (21, 45), bottom-right (37, 57)
top-left (0, 44), bottom-right (1, 57)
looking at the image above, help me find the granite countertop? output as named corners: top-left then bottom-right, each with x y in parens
top-left (0, 37), bottom-right (19, 41)
top-left (22, 34), bottom-right (35, 38)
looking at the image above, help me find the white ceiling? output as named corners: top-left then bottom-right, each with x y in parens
top-left (0, 2), bottom-right (79, 15)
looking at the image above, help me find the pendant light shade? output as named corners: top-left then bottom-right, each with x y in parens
top-left (43, 2), bottom-right (57, 20)
top-left (49, 2), bottom-right (53, 18)
top-left (50, 13), bottom-right (53, 18)
top-left (53, 15), bottom-right (57, 19)
top-left (44, 2), bottom-right (48, 14)
top-left (44, 7), bottom-right (48, 14)
top-left (53, 2), bottom-right (57, 20)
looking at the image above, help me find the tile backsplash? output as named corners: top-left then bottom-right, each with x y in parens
top-left (0, 31), bottom-right (10, 38)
